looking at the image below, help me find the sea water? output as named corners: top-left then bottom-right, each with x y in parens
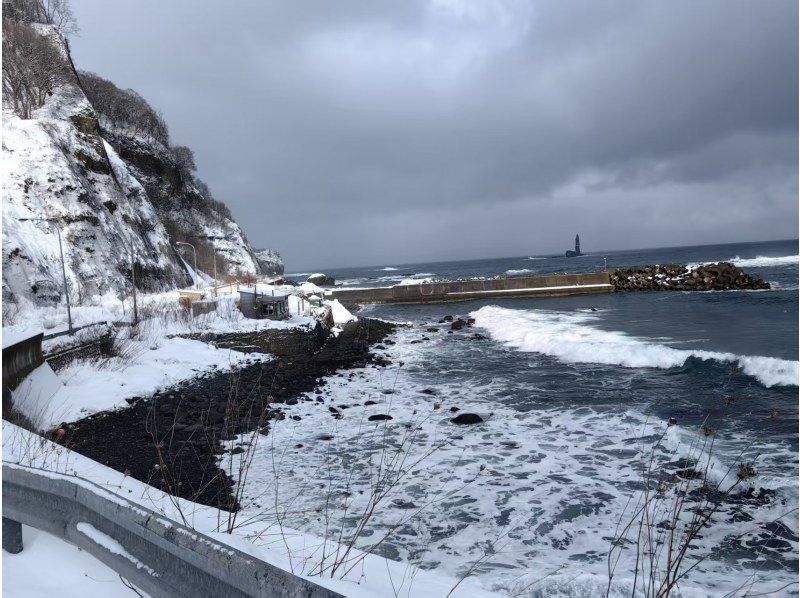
top-left (252, 239), bottom-right (798, 596)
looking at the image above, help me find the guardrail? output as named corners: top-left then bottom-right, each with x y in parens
top-left (2, 463), bottom-right (343, 598)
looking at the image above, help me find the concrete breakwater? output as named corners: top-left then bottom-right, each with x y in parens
top-left (327, 272), bottom-right (614, 304)
top-left (612, 262), bottom-right (770, 292)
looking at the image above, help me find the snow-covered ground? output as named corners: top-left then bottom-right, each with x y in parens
top-left (3, 282), bottom-right (352, 431)
top-left (3, 524), bottom-right (149, 598)
top-left (2, 423), bottom-right (494, 598)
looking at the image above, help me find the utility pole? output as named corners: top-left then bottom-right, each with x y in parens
top-left (175, 241), bottom-right (198, 289)
top-left (130, 242), bottom-right (138, 326)
top-left (18, 217), bottom-right (72, 333)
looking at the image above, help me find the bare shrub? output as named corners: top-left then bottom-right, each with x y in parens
top-left (607, 419), bottom-right (797, 597)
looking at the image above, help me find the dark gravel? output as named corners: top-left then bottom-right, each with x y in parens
top-left (58, 318), bottom-right (395, 510)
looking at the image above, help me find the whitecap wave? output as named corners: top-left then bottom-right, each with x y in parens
top-left (471, 306), bottom-right (798, 388)
top-left (730, 254), bottom-right (798, 268)
top-left (506, 268), bottom-right (533, 275)
top-left (526, 256), bottom-right (547, 260)
top-left (376, 266), bottom-right (402, 271)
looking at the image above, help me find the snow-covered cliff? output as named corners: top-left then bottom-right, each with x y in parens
top-left (2, 23), bottom-right (264, 307)
top-left (254, 249), bottom-right (285, 277)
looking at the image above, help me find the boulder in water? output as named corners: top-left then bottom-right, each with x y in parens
top-left (451, 413), bottom-right (483, 425)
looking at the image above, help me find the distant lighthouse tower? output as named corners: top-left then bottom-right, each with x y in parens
top-left (565, 234), bottom-right (583, 257)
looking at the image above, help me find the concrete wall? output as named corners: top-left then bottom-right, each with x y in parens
top-left (329, 272), bottom-right (612, 304)
top-left (3, 464), bottom-right (343, 598)
top-left (2, 334), bottom-right (44, 392)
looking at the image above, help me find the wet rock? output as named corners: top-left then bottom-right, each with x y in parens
top-left (451, 413), bottom-right (483, 425)
top-left (450, 406), bottom-right (460, 413)
top-left (420, 388), bottom-right (437, 395)
top-left (307, 273), bottom-right (335, 286)
top-left (364, 400), bottom-right (378, 406)
top-left (368, 414), bottom-right (393, 422)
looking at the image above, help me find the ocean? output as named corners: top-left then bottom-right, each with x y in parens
top-left (260, 239), bottom-right (799, 596)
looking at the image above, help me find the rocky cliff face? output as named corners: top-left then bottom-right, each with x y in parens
top-left (254, 249), bottom-right (284, 277)
top-left (2, 24), bottom-right (263, 307)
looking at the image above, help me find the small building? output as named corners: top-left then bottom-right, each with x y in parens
top-left (238, 288), bottom-right (290, 319)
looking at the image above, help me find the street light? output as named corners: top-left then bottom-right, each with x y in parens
top-left (18, 217), bottom-right (72, 333)
top-left (175, 241), bottom-right (198, 289)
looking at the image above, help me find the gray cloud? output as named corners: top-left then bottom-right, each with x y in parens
top-left (69, 0), bottom-right (797, 269)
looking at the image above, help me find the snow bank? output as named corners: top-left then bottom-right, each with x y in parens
top-left (23, 333), bottom-right (265, 430)
top-left (327, 299), bottom-right (357, 325)
top-left (3, 524), bottom-right (148, 598)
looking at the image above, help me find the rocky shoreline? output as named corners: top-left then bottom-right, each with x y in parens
top-left (56, 318), bottom-right (395, 510)
top-left (612, 262), bottom-right (770, 292)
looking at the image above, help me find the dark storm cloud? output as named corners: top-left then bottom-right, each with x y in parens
top-left (69, 0), bottom-right (797, 269)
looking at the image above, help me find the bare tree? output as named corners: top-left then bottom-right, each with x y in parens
top-left (5, 0), bottom-right (78, 38)
top-left (79, 71), bottom-right (170, 144)
top-left (2, 19), bottom-right (71, 118)
top-left (172, 146), bottom-right (197, 177)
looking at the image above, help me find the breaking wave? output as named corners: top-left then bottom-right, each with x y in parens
top-left (506, 268), bottom-right (533, 275)
top-left (376, 266), bottom-right (402, 271)
top-left (471, 306), bottom-right (798, 388)
top-left (731, 255), bottom-right (798, 268)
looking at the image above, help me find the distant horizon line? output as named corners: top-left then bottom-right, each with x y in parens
top-left (286, 237), bottom-right (798, 273)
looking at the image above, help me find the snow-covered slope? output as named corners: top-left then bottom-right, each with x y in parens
top-left (2, 25), bottom-right (263, 308)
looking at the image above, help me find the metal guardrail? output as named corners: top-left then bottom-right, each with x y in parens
top-left (2, 463), bottom-right (344, 598)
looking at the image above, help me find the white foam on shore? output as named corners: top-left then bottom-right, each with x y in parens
top-left (470, 306), bottom-right (798, 388)
top-left (224, 324), bottom-right (797, 597)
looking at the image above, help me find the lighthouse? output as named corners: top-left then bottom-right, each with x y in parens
top-left (565, 234), bottom-right (583, 258)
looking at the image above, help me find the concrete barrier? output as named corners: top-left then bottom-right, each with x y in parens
top-left (2, 464), bottom-right (343, 598)
top-left (329, 272), bottom-right (613, 304)
top-left (2, 334), bottom-right (44, 392)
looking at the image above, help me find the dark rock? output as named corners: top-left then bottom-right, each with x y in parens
top-left (307, 273), bottom-right (335, 286)
top-left (449, 406), bottom-right (460, 413)
top-left (368, 414), bottom-right (393, 422)
top-left (420, 388), bottom-right (437, 395)
top-left (451, 413), bottom-right (483, 425)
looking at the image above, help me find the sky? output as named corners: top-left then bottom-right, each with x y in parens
top-left (69, 0), bottom-right (798, 270)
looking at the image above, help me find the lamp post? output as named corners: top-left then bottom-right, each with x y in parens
top-left (18, 217), bottom-right (72, 333)
top-left (175, 241), bottom-right (198, 289)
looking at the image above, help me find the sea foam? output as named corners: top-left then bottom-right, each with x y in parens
top-left (731, 254), bottom-right (799, 268)
top-left (471, 305), bottom-right (798, 388)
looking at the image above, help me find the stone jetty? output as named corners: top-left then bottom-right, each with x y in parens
top-left (612, 262), bottom-right (770, 292)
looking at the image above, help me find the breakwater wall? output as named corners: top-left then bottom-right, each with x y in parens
top-left (328, 272), bottom-right (613, 304)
